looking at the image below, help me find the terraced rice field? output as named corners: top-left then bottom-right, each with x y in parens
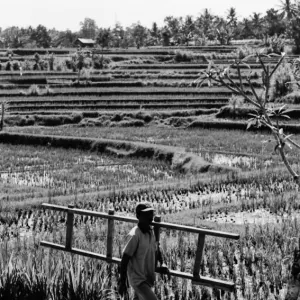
top-left (2, 46), bottom-right (300, 300)
top-left (0, 49), bottom-right (280, 114)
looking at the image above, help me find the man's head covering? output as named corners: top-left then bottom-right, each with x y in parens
top-left (136, 202), bottom-right (155, 215)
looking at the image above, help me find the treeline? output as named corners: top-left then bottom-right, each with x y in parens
top-left (1, 1), bottom-right (300, 50)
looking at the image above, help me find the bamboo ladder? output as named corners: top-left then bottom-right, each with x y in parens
top-left (40, 203), bottom-right (240, 292)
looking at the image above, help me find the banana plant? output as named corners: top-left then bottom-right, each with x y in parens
top-left (195, 51), bottom-right (300, 183)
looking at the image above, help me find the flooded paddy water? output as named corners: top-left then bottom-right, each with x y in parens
top-left (197, 150), bottom-right (275, 170)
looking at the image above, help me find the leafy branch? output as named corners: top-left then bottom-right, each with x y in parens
top-left (195, 51), bottom-right (300, 182)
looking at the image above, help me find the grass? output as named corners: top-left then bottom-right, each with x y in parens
top-left (8, 125), bottom-right (300, 155)
top-left (0, 86), bottom-right (235, 98)
top-left (1, 173), bottom-right (300, 299)
top-left (0, 132), bottom-right (236, 175)
top-left (1, 45), bottom-right (300, 299)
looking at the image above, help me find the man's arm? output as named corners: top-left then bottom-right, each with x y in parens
top-left (156, 245), bottom-right (164, 267)
top-left (118, 253), bottom-right (131, 296)
top-left (156, 245), bottom-right (170, 279)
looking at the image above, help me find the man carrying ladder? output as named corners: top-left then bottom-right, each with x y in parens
top-left (118, 202), bottom-right (169, 300)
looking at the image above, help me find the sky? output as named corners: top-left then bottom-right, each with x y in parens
top-left (1, 0), bottom-right (282, 31)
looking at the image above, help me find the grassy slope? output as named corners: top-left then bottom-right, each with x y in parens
top-left (0, 132), bottom-right (236, 175)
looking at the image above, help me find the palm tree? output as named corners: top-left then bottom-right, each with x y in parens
top-left (240, 18), bottom-right (253, 38)
top-left (278, 0), bottom-right (298, 20)
top-left (250, 13), bottom-right (266, 39)
top-left (226, 7), bottom-right (237, 26)
top-left (196, 9), bottom-right (215, 37)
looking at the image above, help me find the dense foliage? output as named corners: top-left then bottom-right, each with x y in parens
top-left (1, 1), bottom-right (300, 49)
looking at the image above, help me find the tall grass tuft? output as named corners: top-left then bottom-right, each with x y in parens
top-left (269, 62), bottom-right (296, 101)
top-left (0, 243), bottom-right (117, 300)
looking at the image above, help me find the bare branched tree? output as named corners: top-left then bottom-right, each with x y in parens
top-left (195, 51), bottom-right (300, 181)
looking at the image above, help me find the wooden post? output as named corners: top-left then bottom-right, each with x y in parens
top-left (0, 102), bottom-right (4, 131)
top-left (106, 210), bottom-right (115, 279)
top-left (65, 204), bottom-right (75, 250)
top-left (107, 209), bottom-right (115, 263)
top-left (192, 233), bottom-right (206, 280)
top-left (154, 215), bottom-right (161, 268)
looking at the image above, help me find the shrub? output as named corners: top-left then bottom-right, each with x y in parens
top-left (135, 111), bottom-right (152, 123)
top-left (70, 112), bottom-right (83, 123)
top-left (25, 85), bottom-right (41, 96)
top-left (93, 55), bottom-right (112, 70)
top-left (48, 53), bottom-right (55, 71)
top-left (4, 115), bottom-right (35, 126)
top-left (33, 63), bottom-right (40, 71)
top-left (65, 59), bottom-right (74, 70)
top-left (35, 115), bottom-right (65, 126)
top-left (281, 91), bottom-right (300, 104)
top-left (235, 45), bottom-right (256, 59)
top-left (34, 52), bottom-right (40, 64)
top-left (23, 60), bottom-right (31, 71)
top-left (12, 61), bottom-right (20, 71)
top-left (5, 61), bottom-right (11, 71)
top-left (174, 50), bottom-right (193, 62)
top-left (116, 118), bottom-right (145, 127)
top-left (269, 61), bottom-right (296, 101)
top-left (111, 114), bottom-right (123, 122)
top-left (261, 34), bottom-right (286, 54)
top-left (44, 85), bottom-right (54, 95)
top-left (39, 60), bottom-right (48, 71)
top-left (56, 64), bottom-right (63, 71)
top-left (93, 58), bottom-right (103, 69)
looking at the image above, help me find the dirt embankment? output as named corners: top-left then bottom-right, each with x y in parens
top-left (5, 109), bottom-right (218, 128)
top-left (0, 132), bottom-right (237, 174)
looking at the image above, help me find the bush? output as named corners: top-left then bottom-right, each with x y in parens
top-left (34, 115), bottom-right (64, 126)
top-left (261, 34), bottom-right (285, 54)
top-left (281, 91), bottom-right (300, 104)
top-left (5, 61), bottom-right (11, 71)
top-left (39, 60), bottom-right (48, 71)
top-left (135, 111), bottom-right (152, 123)
top-left (34, 52), bottom-right (40, 63)
top-left (6, 113), bottom-right (84, 127)
top-left (12, 61), bottom-right (20, 71)
top-left (92, 55), bottom-right (111, 69)
top-left (48, 53), bottom-right (55, 71)
top-left (4, 115), bottom-right (35, 126)
top-left (115, 118), bottom-right (145, 127)
top-left (269, 62), bottom-right (296, 101)
top-left (44, 85), bottom-right (54, 95)
top-left (174, 50), bottom-right (193, 62)
top-left (235, 45), bottom-right (256, 59)
top-left (25, 85), bottom-right (41, 96)
top-left (111, 113), bottom-right (123, 122)
top-left (33, 63), bottom-right (40, 71)
top-left (64, 59), bottom-right (73, 70)
top-left (56, 64), bottom-right (62, 71)
top-left (70, 112), bottom-right (83, 123)
top-left (216, 106), bottom-right (255, 119)
top-left (23, 60), bottom-right (31, 71)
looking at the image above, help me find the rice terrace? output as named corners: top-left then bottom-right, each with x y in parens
top-left (4, 1), bottom-right (300, 299)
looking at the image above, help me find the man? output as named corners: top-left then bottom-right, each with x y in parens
top-left (118, 202), bottom-right (169, 300)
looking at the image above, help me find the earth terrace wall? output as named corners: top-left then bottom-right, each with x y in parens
top-left (216, 106), bottom-right (300, 119)
top-left (188, 119), bottom-right (300, 133)
top-left (0, 132), bottom-right (236, 174)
